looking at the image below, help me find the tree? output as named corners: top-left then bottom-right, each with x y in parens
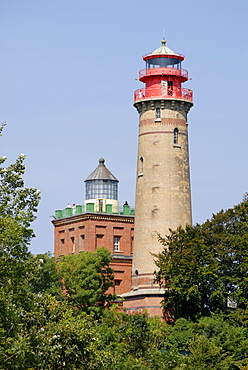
top-left (0, 123), bottom-right (41, 365)
top-left (0, 123), bottom-right (40, 296)
top-left (58, 247), bottom-right (116, 317)
top-left (29, 252), bottom-right (61, 296)
top-left (0, 122), bottom-right (40, 280)
top-left (155, 197), bottom-right (248, 322)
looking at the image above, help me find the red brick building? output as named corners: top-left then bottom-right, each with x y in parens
top-left (52, 158), bottom-right (134, 296)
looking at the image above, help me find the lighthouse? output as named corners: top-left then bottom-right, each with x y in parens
top-left (122, 39), bottom-right (193, 316)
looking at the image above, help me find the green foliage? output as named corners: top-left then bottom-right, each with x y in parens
top-left (0, 121), bottom-right (6, 136)
top-left (0, 123), bottom-right (41, 367)
top-left (98, 310), bottom-right (168, 369)
top-left (162, 318), bottom-right (193, 352)
top-left (59, 247), bottom-right (116, 317)
top-left (118, 312), bottom-right (150, 357)
top-left (0, 153), bottom-right (40, 229)
top-left (2, 123), bottom-right (248, 368)
top-left (97, 311), bottom-right (248, 369)
top-left (29, 253), bottom-right (61, 296)
top-left (0, 216), bottom-right (31, 280)
top-left (226, 308), bottom-right (248, 328)
top-left (1, 295), bottom-right (112, 369)
top-left (186, 335), bottom-right (232, 370)
top-left (155, 198), bottom-right (248, 321)
top-left (0, 123), bottom-right (41, 295)
top-left (187, 316), bottom-right (248, 369)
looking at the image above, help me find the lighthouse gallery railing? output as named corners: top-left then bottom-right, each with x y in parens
top-left (134, 86), bottom-right (193, 103)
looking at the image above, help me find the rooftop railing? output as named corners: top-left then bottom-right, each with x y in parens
top-left (54, 204), bottom-right (135, 219)
top-left (139, 67), bottom-right (188, 80)
top-left (134, 86), bottom-right (193, 103)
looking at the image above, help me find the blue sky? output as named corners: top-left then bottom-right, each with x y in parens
top-left (1, 0), bottom-right (248, 254)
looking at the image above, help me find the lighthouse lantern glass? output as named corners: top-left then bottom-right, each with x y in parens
top-left (146, 57), bottom-right (182, 69)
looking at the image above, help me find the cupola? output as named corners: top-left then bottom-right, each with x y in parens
top-left (84, 158), bottom-right (119, 213)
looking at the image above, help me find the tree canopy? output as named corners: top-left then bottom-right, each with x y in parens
top-left (58, 247), bottom-right (116, 317)
top-left (155, 196), bottom-right (248, 322)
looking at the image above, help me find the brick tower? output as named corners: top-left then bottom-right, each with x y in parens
top-left (122, 39), bottom-right (193, 316)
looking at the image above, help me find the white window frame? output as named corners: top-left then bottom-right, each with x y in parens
top-left (114, 236), bottom-right (121, 252)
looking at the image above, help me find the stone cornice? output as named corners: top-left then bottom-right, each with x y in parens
top-left (52, 212), bottom-right (135, 226)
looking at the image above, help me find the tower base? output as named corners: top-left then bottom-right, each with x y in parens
top-left (121, 288), bottom-right (165, 317)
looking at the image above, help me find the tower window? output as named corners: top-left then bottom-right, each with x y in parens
top-left (99, 199), bottom-right (103, 212)
top-left (156, 107), bottom-right (161, 119)
top-left (168, 81), bottom-right (173, 95)
top-left (79, 235), bottom-right (85, 252)
top-left (60, 239), bottom-right (64, 255)
top-left (139, 156), bottom-right (144, 175)
top-left (114, 236), bottom-right (121, 252)
top-left (134, 270), bottom-right (139, 287)
top-left (114, 279), bottom-right (122, 295)
top-left (131, 236), bottom-right (134, 254)
top-left (174, 128), bottom-right (179, 144)
top-left (70, 237), bottom-right (75, 253)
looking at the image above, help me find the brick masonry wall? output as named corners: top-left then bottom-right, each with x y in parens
top-left (52, 213), bottom-right (134, 295)
top-left (132, 99), bottom-right (192, 287)
top-left (123, 295), bottom-right (164, 317)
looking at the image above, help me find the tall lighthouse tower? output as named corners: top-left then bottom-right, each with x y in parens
top-left (123, 39), bottom-right (193, 316)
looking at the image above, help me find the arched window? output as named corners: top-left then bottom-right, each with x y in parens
top-left (156, 107), bottom-right (161, 119)
top-left (174, 128), bottom-right (179, 144)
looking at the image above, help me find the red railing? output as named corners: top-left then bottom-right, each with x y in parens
top-left (134, 86), bottom-right (193, 102)
top-left (139, 67), bottom-right (188, 80)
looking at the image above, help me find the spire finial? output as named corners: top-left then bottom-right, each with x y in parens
top-left (99, 158), bottom-right (105, 165)
top-left (161, 38), bottom-right (166, 46)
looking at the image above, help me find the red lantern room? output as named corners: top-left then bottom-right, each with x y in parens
top-left (134, 39), bottom-right (193, 103)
